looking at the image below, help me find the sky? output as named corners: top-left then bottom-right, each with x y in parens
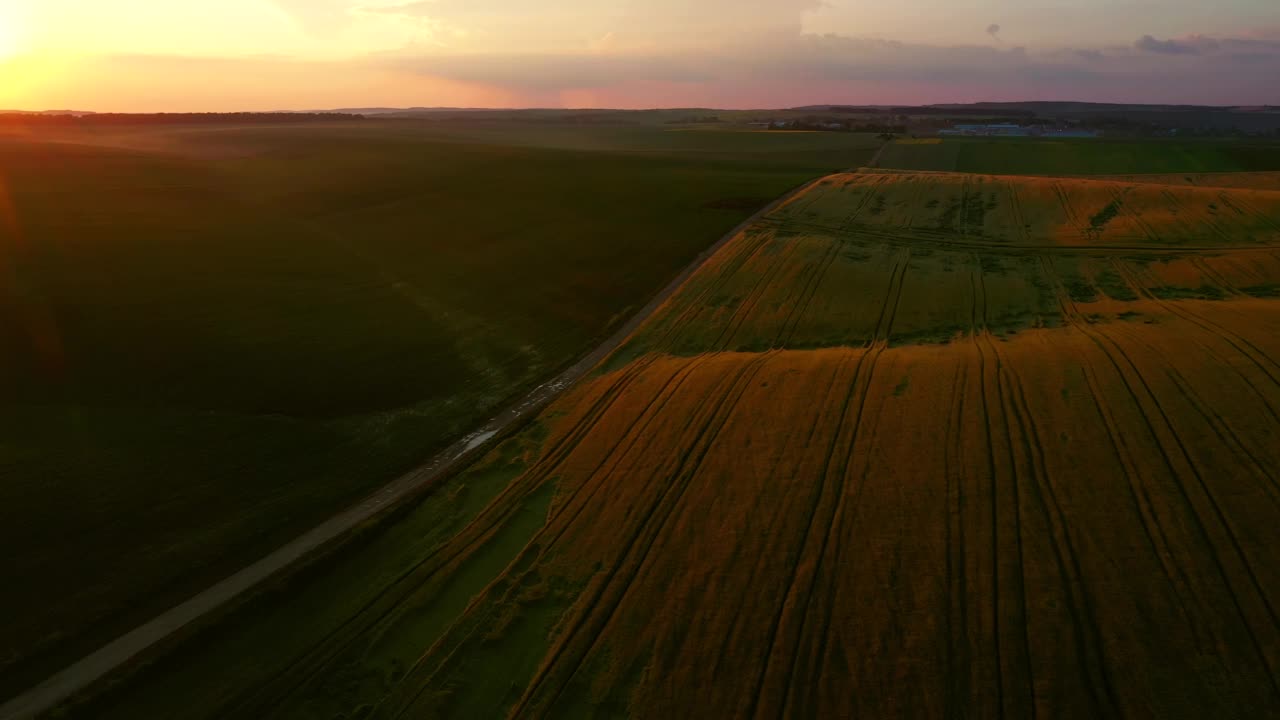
top-left (0, 0), bottom-right (1276, 111)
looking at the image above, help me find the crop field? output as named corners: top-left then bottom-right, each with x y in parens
top-left (85, 170), bottom-right (1280, 719)
top-left (879, 137), bottom-right (1280, 175)
top-left (0, 120), bottom-right (878, 694)
top-left (1097, 171), bottom-right (1280, 191)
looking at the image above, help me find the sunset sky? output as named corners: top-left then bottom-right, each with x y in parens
top-left (0, 0), bottom-right (1277, 111)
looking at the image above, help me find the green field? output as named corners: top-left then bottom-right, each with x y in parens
top-left (0, 120), bottom-right (878, 694)
top-left (879, 137), bottom-right (1280, 175)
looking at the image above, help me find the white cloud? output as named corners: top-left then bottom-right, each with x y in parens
top-left (269, 0), bottom-right (353, 36)
top-left (269, 0), bottom-right (830, 52)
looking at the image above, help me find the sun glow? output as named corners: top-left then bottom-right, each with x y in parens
top-left (0, 8), bottom-right (20, 61)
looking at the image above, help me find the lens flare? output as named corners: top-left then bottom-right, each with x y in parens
top-left (0, 171), bottom-right (67, 381)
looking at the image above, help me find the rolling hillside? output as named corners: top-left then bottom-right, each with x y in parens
top-left (86, 170), bottom-right (1280, 719)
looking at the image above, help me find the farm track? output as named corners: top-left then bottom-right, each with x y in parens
top-left (0, 173), bottom-right (839, 720)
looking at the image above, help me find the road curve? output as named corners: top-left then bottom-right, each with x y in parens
top-left (0, 172), bottom-right (836, 720)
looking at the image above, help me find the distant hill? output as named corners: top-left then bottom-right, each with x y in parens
top-left (0, 109), bottom-right (96, 116)
top-left (789, 102), bottom-right (1280, 133)
top-left (0, 112), bottom-right (361, 126)
top-left (930, 101), bottom-right (1225, 112)
top-left (3, 104), bottom-right (1276, 133)
top-left (320, 107), bottom-right (482, 115)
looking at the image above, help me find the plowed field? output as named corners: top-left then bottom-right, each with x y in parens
top-left (89, 171), bottom-right (1280, 719)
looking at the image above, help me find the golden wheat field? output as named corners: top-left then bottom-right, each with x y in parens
top-left (91, 170), bottom-right (1280, 719)
top-left (400, 171), bottom-right (1280, 718)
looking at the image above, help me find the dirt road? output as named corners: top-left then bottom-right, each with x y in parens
top-left (867, 139), bottom-right (890, 168)
top-left (0, 174), bottom-right (833, 720)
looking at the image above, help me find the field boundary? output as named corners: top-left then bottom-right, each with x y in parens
top-left (0, 172), bottom-right (836, 720)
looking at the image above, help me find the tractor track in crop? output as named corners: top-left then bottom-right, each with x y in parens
top-left (1095, 327), bottom-right (1280, 697)
top-left (943, 350), bottom-right (971, 720)
top-left (534, 358), bottom-right (709, 548)
top-left (1117, 323), bottom-right (1280, 501)
top-left (703, 351), bottom-right (854, 699)
top-left (979, 326), bottom-right (1036, 718)
top-left (649, 227), bottom-right (775, 353)
top-left (1110, 185), bottom-right (1164, 246)
top-left (1069, 339), bottom-right (1205, 642)
top-left (836, 174), bottom-right (891, 231)
top-left (1043, 256), bottom-right (1280, 698)
top-left (996, 336), bottom-right (1120, 716)
top-left (1098, 290), bottom-right (1280, 620)
top-left (798, 354), bottom-right (891, 695)
top-left (1188, 257), bottom-right (1248, 298)
top-left (743, 252), bottom-right (911, 717)
top-left (507, 353), bottom-right (777, 719)
top-left (745, 349), bottom-right (875, 719)
top-left (369, 352), bottom-right (726, 717)
top-left (771, 254), bottom-right (908, 717)
top-left (968, 257), bottom-right (1011, 718)
top-left (725, 344), bottom-right (861, 717)
top-left (1006, 180), bottom-right (1034, 244)
top-left (1110, 261), bottom-right (1280, 420)
top-left (777, 237), bottom-right (841, 346)
top-left (1053, 182), bottom-right (1087, 236)
top-left (235, 356), bottom-right (660, 716)
top-left (712, 236), bottom-right (796, 350)
top-left (376, 353), bottom-right (713, 717)
top-left (1220, 192), bottom-right (1280, 235)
